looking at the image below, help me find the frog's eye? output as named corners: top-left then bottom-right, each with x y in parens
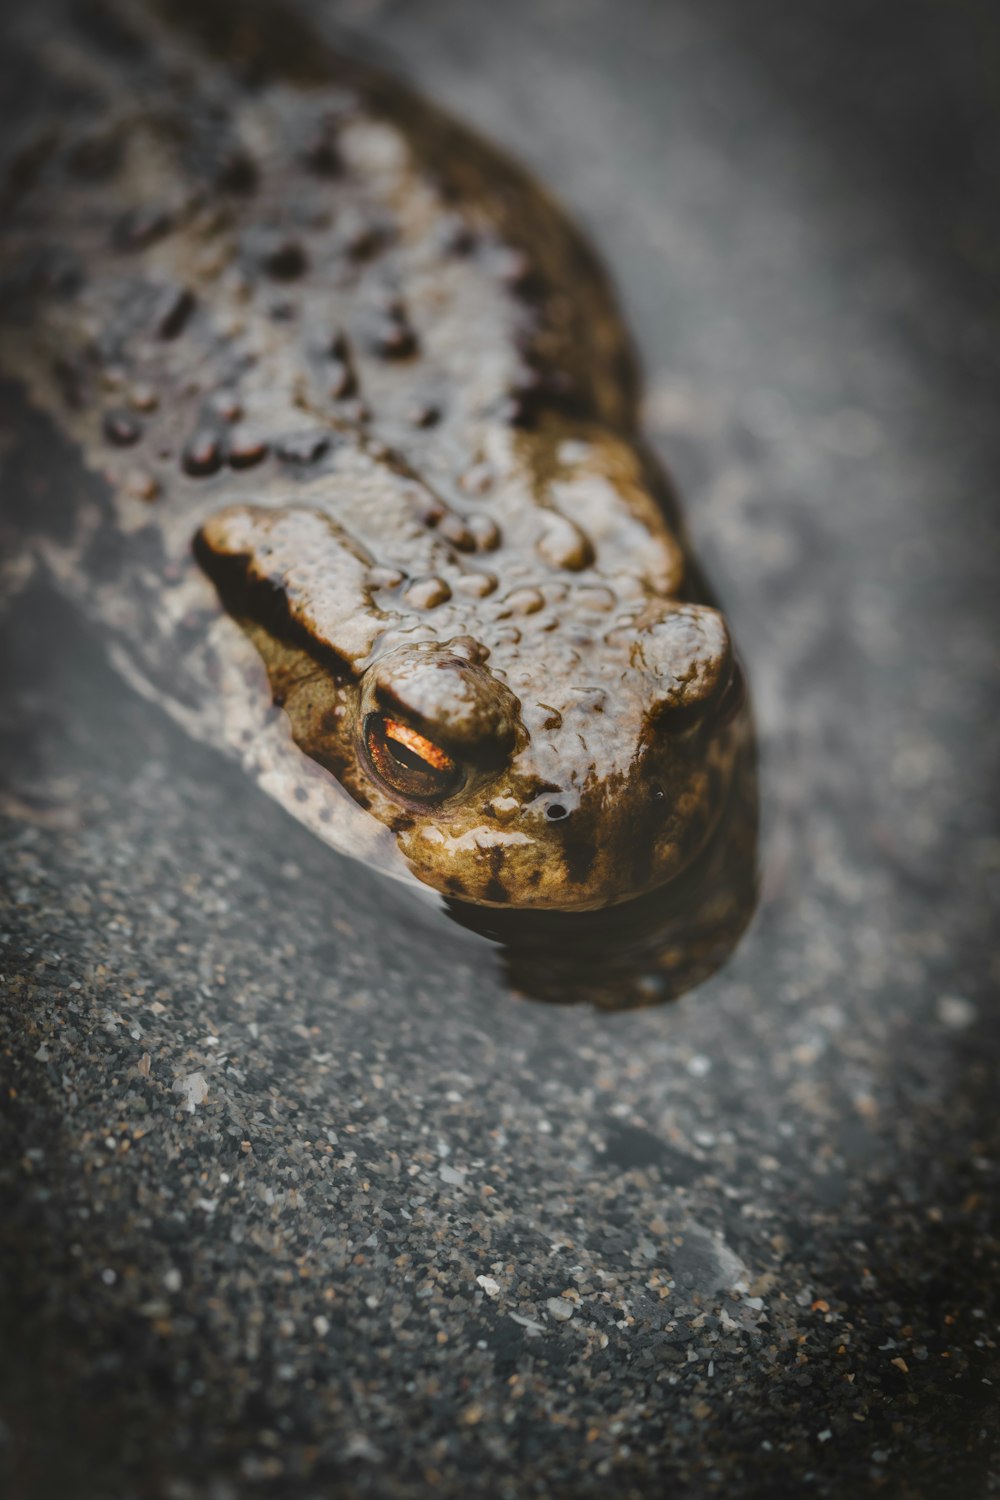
top-left (363, 713), bottom-right (461, 801)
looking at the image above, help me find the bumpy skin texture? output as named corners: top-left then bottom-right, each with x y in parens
top-left (0, 0), bottom-right (749, 913)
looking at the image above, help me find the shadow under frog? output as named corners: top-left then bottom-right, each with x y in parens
top-left (0, 0), bottom-right (758, 1008)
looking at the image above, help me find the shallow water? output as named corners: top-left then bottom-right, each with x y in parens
top-left (1, 0), bottom-right (998, 1496)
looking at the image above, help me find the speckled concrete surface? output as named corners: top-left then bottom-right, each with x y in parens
top-left (1, 0), bottom-right (999, 1496)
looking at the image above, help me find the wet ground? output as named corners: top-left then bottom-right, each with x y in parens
top-left (1, 0), bottom-right (999, 1496)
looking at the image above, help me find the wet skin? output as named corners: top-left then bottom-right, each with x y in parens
top-left (0, 0), bottom-right (751, 914)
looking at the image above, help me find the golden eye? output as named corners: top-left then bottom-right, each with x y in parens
top-left (363, 713), bottom-right (460, 801)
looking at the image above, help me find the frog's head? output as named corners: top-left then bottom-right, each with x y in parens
top-left (346, 620), bottom-right (743, 909)
top-left (196, 444), bottom-right (745, 911)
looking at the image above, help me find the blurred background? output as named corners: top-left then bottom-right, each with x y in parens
top-left (1, 0), bottom-right (998, 1496)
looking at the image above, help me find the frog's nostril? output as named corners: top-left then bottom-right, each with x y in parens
top-left (546, 803), bottom-right (569, 821)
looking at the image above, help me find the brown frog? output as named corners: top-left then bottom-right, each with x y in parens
top-left (0, 0), bottom-right (751, 919)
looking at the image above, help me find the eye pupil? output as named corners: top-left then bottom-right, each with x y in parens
top-left (382, 718), bottom-right (454, 772)
top-left (363, 713), bottom-right (459, 801)
top-left (385, 738), bottom-right (429, 774)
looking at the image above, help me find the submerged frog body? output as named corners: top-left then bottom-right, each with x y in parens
top-left (0, 0), bottom-right (752, 919)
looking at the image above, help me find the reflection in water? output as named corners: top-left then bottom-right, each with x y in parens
top-left (444, 734), bottom-right (758, 1009)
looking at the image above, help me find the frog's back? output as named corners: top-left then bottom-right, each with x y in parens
top-left (1, 0), bottom-right (641, 494)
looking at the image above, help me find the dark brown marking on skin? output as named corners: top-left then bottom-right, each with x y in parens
top-left (466, 514), bottom-right (500, 552)
top-left (372, 312), bottom-right (418, 359)
top-left (70, 132), bottom-right (122, 180)
top-left (2, 131), bottom-right (55, 213)
top-left (438, 514), bottom-right (475, 551)
top-left (129, 382), bottom-right (158, 412)
top-left (301, 122), bottom-right (342, 177)
top-left (124, 468), bottom-right (159, 501)
top-left (113, 206), bottom-right (173, 251)
top-left (537, 513), bottom-right (594, 572)
top-left (216, 148), bottom-right (259, 195)
top-left (262, 237), bottom-right (308, 280)
top-left (411, 403), bottom-right (440, 428)
top-left (413, 495), bottom-right (445, 528)
top-left (328, 359), bottom-right (355, 399)
top-left (714, 659), bottom-right (747, 728)
top-left (103, 408), bottom-right (141, 446)
top-left (459, 462), bottom-right (493, 496)
top-left (227, 429), bottom-right (269, 469)
top-left (437, 218), bottom-right (476, 257)
top-left (557, 803), bottom-right (601, 890)
top-left (498, 587), bottom-right (544, 618)
top-left (322, 330), bottom-right (359, 400)
top-left (183, 429), bottom-right (223, 477)
top-left (627, 814), bottom-right (654, 893)
top-left (453, 571), bottom-right (497, 599)
top-left (275, 431), bottom-right (330, 464)
top-left (496, 247), bottom-right (542, 299)
top-left (403, 577), bottom-right (451, 610)
top-left (155, 285), bottom-right (196, 340)
top-left (52, 361), bottom-right (83, 410)
top-left (485, 846), bottom-right (508, 906)
top-left (209, 391), bottom-right (243, 423)
top-left (338, 398), bottom-right (369, 425)
top-left (345, 220), bottom-right (390, 262)
top-left (328, 330), bottom-right (349, 360)
top-left (194, 536), bottom-right (357, 692)
top-left (368, 564), bottom-right (406, 590)
top-left (504, 365), bottom-right (593, 429)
